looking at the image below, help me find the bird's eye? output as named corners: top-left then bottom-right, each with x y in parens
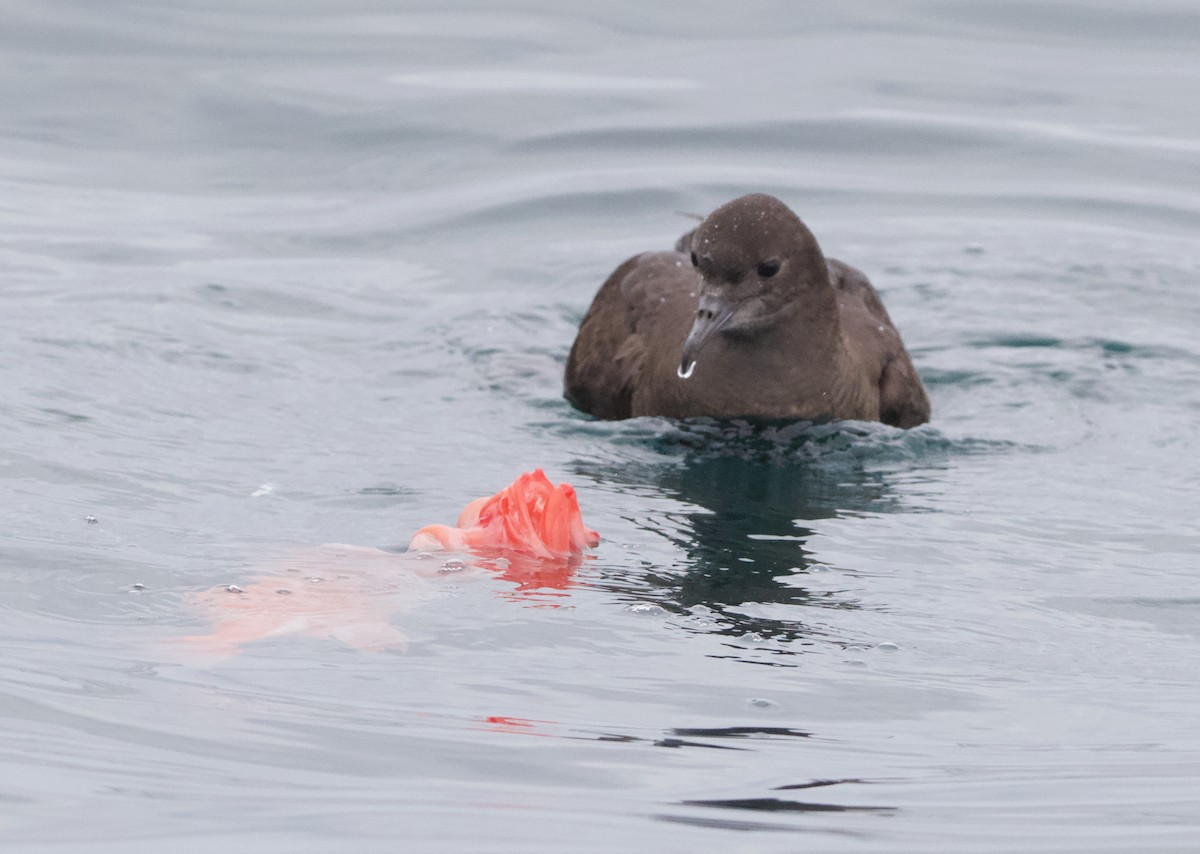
top-left (757, 259), bottom-right (780, 278)
top-left (690, 251), bottom-right (698, 267)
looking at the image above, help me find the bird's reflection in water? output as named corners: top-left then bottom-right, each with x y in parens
top-left (577, 420), bottom-right (904, 647)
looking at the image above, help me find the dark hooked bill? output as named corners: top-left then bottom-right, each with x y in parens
top-left (678, 293), bottom-right (738, 380)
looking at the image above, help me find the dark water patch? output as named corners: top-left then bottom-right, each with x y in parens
top-left (962, 332), bottom-right (1200, 407)
top-left (682, 796), bottom-right (893, 814)
top-left (656, 776), bottom-right (883, 829)
top-left (525, 722), bottom-right (813, 751)
top-left (977, 334), bottom-right (1065, 349)
top-left (672, 726), bottom-right (810, 739)
top-left (653, 813), bottom-right (822, 833)
top-left (1090, 338), bottom-right (1200, 365)
top-left (36, 407), bottom-right (92, 424)
top-left (583, 732), bottom-right (741, 751)
top-left (357, 485), bottom-right (415, 497)
top-left (1099, 339), bottom-right (1135, 355)
top-left (775, 778), bottom-right (869, 790)
top-left (554, 416), bottom-right (1023, 471)
top-left (558, 414), bottom-right (1030, 651)
top-left (576, 450), bottom-right (885, 646)
top-left (704, 650), bottom-right (810, 668)
top-left (652, 737), bottom-right (745, 751)
top-left (568, 418), bottom-right (996, 609)
top-left (919, 368), bottom-right (995, 388)
top-left (583, 431), bottom-right (901, 509)
top-left (594, 556), bottom-right (860, 647)
top-left (969, 335), bottom-right (1200, 362)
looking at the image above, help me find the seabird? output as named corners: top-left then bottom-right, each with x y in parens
top-left (563, 193), bottom-right (930, 428)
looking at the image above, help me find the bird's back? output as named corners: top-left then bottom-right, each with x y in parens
top-left (828, 259), bottom-right (930, 428)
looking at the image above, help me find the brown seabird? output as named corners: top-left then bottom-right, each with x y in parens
top-left (564, 193), bottom-right (930, 428)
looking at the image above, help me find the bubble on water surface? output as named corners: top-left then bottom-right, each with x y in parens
top-left (85, 515), bottom-right (98, 524)
top-left (440, 558), bottom-right (466, 573)
top-left (625, 602), bottom-right (667, 616)
top-left (876, 641), bottom-right (901, 652)
top-left (225, 585), bottom-right (243, 594)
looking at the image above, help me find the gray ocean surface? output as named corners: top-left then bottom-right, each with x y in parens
top-left (3, 2), bottom-right (1199, 851)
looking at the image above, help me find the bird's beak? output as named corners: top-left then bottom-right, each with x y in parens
top-left (678, 292), bottom-right (737, 379)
